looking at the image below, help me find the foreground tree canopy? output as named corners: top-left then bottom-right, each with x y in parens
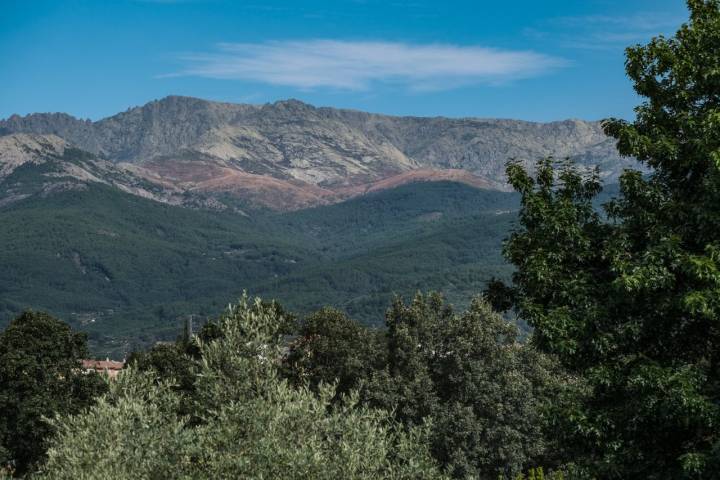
top-left (34, 297), bottom-right (445, 480)
top-left (283, 294), bottom-right (568, 479)
top-left (498, 1), bottom-right (720, 477)
top-left (120, 293), bottom-right (565, 479)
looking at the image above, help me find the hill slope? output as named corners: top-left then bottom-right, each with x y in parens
top-left (0, 148), bottom-right (519, 356)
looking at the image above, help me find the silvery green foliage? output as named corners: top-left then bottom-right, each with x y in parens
top-left (35, 295), bottom-right (445, 479)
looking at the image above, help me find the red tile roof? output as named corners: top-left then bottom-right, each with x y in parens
top-left (82, 359), bottom-right (125, 371)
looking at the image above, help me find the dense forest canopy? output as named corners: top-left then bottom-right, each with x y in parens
top-left (0, 178), bottom-right (518, 357)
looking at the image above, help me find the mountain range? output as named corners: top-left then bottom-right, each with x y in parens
top-left (0, 95), bottom-right (632, 210)
top-left (0, 97), bottom-right (635, 355)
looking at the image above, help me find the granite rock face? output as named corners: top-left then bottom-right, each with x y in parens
top-left (0, 96), bottom-right (636, 210)
top-left (0, 133), bottom-right (204, 209)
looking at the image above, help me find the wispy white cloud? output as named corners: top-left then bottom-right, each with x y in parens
top-left (166, 40), bottom-right (566, 91)
top-left (550, 13), bottom-right (683, 32)
top-left (531, 12), bottom-right (685, 50)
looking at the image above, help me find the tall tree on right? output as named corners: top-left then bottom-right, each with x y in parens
top-left (500, 1), bottom-right (720, 478)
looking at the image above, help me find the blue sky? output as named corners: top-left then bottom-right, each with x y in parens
top-left (1, 0), bottom-right (688, 121)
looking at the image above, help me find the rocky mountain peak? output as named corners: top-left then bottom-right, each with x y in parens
top-left (0, 96), bottom-right (638, 210)
top-left (271, 98), bottom-right (316, 111)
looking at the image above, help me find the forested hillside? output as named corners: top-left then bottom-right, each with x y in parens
top-left (0, 163), bottom-right (519, 356)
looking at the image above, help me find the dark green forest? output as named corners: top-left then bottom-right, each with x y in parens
top-left (0, 173), bottom-right (519, 356)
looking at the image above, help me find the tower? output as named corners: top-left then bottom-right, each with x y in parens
top-left (184, 315), bottom-right (193, 342)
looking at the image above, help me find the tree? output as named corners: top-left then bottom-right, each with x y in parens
top-left (363, 293), bottom-right (566, 479)
top-left (0, 311), bottom-right (107, 474)
top-left (283, 307), bottom-right (385, 399)
top-left (502, 158), bottom-right (608, 369)
top-left (499, 2), bottom-right (720, 477)
top-left (127, 343), bottom-right (194, 388)
top-left (127, 297), bottom-right (296, 398)
top-left (35, 296), bottom-right (446, 480)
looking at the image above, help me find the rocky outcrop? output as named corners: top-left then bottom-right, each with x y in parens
top-left (0, 133), bottom-right (198, 209)
top-left (0, 96), bottom-right (637, 210)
